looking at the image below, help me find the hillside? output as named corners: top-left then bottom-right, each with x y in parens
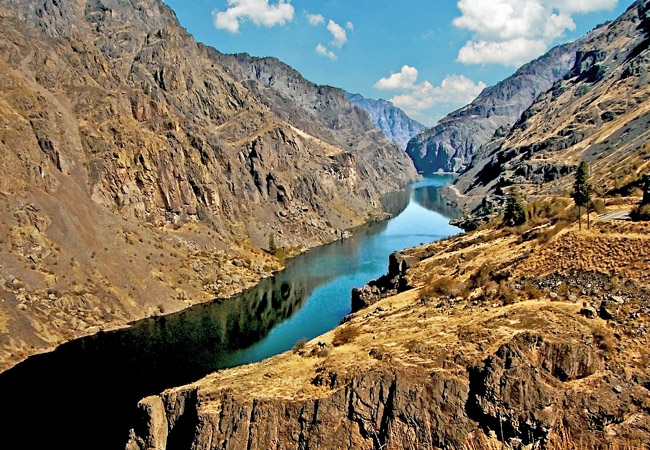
top-left (345, 92), bottom-right (426, 150)
top-left (406, 40), bottom-right (586, 174)
top-left (453, 0), bottom-right (650, 214)
top-left (0, 0), bottom-right (416, 370)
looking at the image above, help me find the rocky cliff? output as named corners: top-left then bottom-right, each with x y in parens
top-left (0, 0), bottom-right (416, 370)
top-left (127, 219), bottom-right (650, 449)
top-left (406, 40), bottom-right (588, 174)
top-left (453, 0), bottom-right (650, 210)
top-left (345, 92), bottom-right (426, 150)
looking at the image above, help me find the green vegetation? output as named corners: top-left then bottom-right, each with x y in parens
top-left (631, 204), bottom-right (650, 221)
top-left (631, 174), bottom-right (650, 221)
top-left (503, 188), bottom-right (528, 227)
top-left (572, 161), bottom-right (592, 230)
top-left (267, 232), bottom-right (288, 263)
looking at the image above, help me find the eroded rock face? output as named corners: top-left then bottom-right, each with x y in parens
top-left (125, 333), bottom-right (630, 450)
top-left (467, 333), bottom-right (603, 445)
top-left (345, 92), bottom-right (426, 150)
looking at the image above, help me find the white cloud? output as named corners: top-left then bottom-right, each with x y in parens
top-left (453, 0), bottom-right (618, 66)
top-left (346, 21), bottom-right (354, 30)
top-left (374, 65), bottom-right (419, 90)
top-left (457, 38), bottom-right (548, 67)
top-left (306, 13), bottom-right (324, 26)
top-left (375, 66), bottom-right (486, 117)
top-left (327, 19), bottom-right (347, 47)
top-left (315, 43), bottom-right (337, 60)
top-left (213, 0), bottom-right (294, 33)
top-left (549, 0), bottom-right (618, 13)
top-left (390, 74), bottom-right (487, 112)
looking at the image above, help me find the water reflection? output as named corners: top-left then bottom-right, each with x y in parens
top-left (413, 185), bottom-right (462, 219)
top-left (0, 176), bottom-right (459, 450)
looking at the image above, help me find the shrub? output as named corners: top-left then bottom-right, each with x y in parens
top-left (497, 281), bottom-right (517, 305)
top-left (591, 198), bottom-right (606, 214)
top-left (522, 281), bottom-right (543, 299)
top-left (425, 276), bottom-right (467, 298)
top-left (332, 326), bottom-right (360, 347)
top-left (292, 338), bottom-right (307, 353)
top-left (631, 203), bottom-right (650, 221)
top-left (469, 264), bottom-right (496, 290)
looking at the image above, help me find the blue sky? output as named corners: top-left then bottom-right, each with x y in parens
top-left (163, 0), bottom-right (629, 125)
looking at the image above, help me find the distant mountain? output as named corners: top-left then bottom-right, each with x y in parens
top-left (455, 0), bottom-right (650, 211)
top-left (406, 39), bottom-right (593, 174)
top-left (345, 92), bottom-right (426, 150)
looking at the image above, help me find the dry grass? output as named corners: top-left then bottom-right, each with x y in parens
top-left (422, 276), bottom-right (468, 298)
top-left (332, 325), bottom-right (361, 347)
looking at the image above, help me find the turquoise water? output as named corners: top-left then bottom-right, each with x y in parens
top-left (222, 174), bottom-right (461, 366)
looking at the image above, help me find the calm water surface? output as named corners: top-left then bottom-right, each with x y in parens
top-left (0, 175), bottom-right (460, 449)
top-left (223, 175), bottom-right (460, 366)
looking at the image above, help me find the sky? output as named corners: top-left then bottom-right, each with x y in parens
top-left (162, 0), bottom-right (629, 126)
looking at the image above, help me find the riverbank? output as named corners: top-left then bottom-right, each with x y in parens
top-left (0, 176), bottom-right (461, 450)
top-left (0, 173), bottom-right (426, 374)
top-left (127, 219), bottom-right (650, 449)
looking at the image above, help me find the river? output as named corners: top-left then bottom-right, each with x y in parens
top-left (0, 175), bottom-right (460, 449)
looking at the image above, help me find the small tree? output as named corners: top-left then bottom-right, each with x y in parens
top-left (504, 188), bottom-right (528, 227)
top-left (268, 233), bottom-right (277, 255)
top-left (631, 174), bottom-right (650, 221)
top-left (572, 161), bottom-right (591, 230)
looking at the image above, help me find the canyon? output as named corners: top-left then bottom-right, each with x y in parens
top-left (0, 0), bottom-right (416, 370)
top-left (0, 0), bottom-right (648, 449)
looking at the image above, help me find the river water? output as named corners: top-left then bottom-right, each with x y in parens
top-left (0, 175), bottom-right (460, 449)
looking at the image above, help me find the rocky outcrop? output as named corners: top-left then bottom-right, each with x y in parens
top-left (0, 0), bottom-right (416, 370)
top-left (350, 252), bottom-right (415, 312)
top-left (127, 330), bottom-right (647, 450)
top-left (406, 41), bottom-right (582, 174)
top-left (345, 92), bottom-right (426, 150)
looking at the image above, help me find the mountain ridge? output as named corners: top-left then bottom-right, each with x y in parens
top-left (345, 92), bottom-right (426, 150)
top-left (406, 33), bottom-right (603, 174)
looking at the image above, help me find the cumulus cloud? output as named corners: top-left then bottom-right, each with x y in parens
top-left (315, 43), bottom-right (337, 60)
top-left (457, 38), bottom-right (548, 66)
top-left (375, 66), bottom-right (486, 117)
top-left (346, 21), bottom-right (354, 30)
top-left (213, 0), bottom-right (294, 33)
top-left (374, 65), bottom-right (419, 90)
top-left (306, 13), bottom-right (324, 26)
top-left (453, 0), bottom-right (618, 66)
top-left (327, 19), bottom-right (347, 47)
top-left (390, 74), bottom-right (487, 112)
